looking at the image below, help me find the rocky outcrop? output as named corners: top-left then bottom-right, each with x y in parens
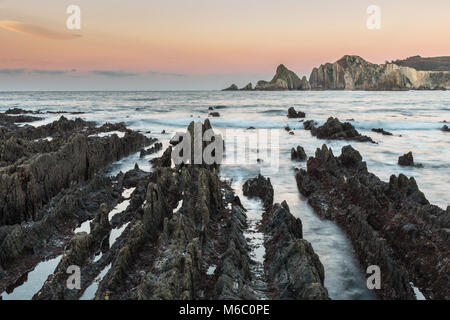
top-left (295, 144), bottom-right (449, 299)
top-left (242, 175), bottom-right (329, 300)
top-left (241, 83), bottom-right (253, 91)
top-left (291, 146), bottom-right (307, 161)
top-left (303, 120), bottom-right (317, 130)
top-left (222, 84), bottom-right (239, 91)
top-left (35, 204), bottom-right (111, 300)
top-left (262, 201), bottom-right (328, 299)
top-left (255, 64), bottom-right (311, 91)
top-left (0, 130), bottom-right (151, 226)
top-left (242, 174), bottom-right (274, 209)
top-left (372, 128), bottom-right (393, 136)
top-left (398, 152), bottom-right (414, 166)
top-left (150, 146), bottom-right (172, 168)
top-left (308, 117), bottom-right (375, 143)
top-left (140, 141), bottom-right (161, 158)
top-left (442, 125), bottom-right (450, 132)
top-left (287, 107), bottom-right (306, 118)
top-left (309, 55), bottom-right (450, 90)
top-left (391, 55), bottom-right (450, 72)
top-left (68, 121), bottom-right (256, 300)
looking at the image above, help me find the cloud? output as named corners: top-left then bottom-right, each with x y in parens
top-left (147, 71), bottom-right (188, 77)
top-left (0, 68), bottom-right (26, 75)
top-left (91, 70), bottom-right (139, 77)
top-left (0, 68), bottom-right (77, 76)
top-left (0, 20), bottom-right (81, 40)
top-left (31, 69), bottom-right (69, 75)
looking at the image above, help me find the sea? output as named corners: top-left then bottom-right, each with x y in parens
top-left (0, 90), bottom-right (448, 300)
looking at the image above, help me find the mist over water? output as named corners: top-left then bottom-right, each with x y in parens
top-left (1, 90), bottom-right (448, 299)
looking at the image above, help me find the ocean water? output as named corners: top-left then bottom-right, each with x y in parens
top-left (1, 90), bottom-right (449, 300)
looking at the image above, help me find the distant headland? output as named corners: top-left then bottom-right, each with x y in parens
top-left (223, 55), bottom-right (450, 91)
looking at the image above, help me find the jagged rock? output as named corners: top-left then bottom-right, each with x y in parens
top-left (372, 128), bottom-right (393, 136)
top-left (442, 125), bottom-right (450, 132)
top-left (0, 175), bottom-right (114, 274)
top-left (209, 112), bottom-right (220, 117)
top-left (240, 83), bottom-right (253, 90)
top-left (309, 117), bottom-right (375, 143)
top-left (398, 152), bottom-right (414, 166)
top-left (291, 146), bottom-right (307, 161)
top-left (243, 174), bottom-right (274, 209)
top-left (303, 120), bottom-right (317, 130)
top-left (295, 144), bottom-right (448, 299)
top-left (287, 107), bottom-right (306, 118)
top-left (309, 55), bottom-right (450, 90)
top-left (140, 141), bottom-right (162, 158)
top-left (150, 146), bottom-right (172, 168)
top-left (0, 128), bottom-right (151, 226)
top-left (5, 108), bottom-right (41, 115)
top-left (222, 84), bottom-right (239, 91)
top-left (0, 113), bottom-right (42, 124)
top-left (262, 201), bottom-right (328, 300)
top-left (34, 204), bottom-right (111, 300)
top-left (255, 64), bottom-right (310, 91)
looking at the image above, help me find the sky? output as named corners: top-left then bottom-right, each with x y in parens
top-left (0, 0), bottom-right (449, 90)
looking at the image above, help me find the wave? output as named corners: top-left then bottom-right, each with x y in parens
top-left (128, 116), bottom-right (306, 130)
top-left (353, 121), bottom-right (444, 131)
top-left (129, 98), bottom-right (160, 102)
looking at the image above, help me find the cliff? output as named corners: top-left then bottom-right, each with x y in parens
top-left (391, 56), bottom-right (450, 72)
top-left (222, 64), bottom-right (310, 91)
top-left (309, 55), bottom-right (450, 90)
top-left (255, 64), bottom-right (310, 90)
top-left (222, 55), bottom-right (450, 91)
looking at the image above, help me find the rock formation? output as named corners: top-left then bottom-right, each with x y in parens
top-left (242, 174), bottom-right (274, 209)
top-left (372, 128), bottom-right (393, 136)
top-left (398, 152), bottom-right (414, 166)
top-left (391, 55), bottom-right (450, 72)
top-left (287, 107), bottom-right (306, 118)
top-left (291, 146), bottom-right (307, 161)
top-left (222, 84), bottom-right (239, 91)
top-left (295, 144), bottom-right (449, 299)
top-left (241, 83), bottom-right (253, 90)
top-left (243, 175), bottom-right (329, 299)
top-left (262, 201), bottom-right (328, 299)
top-left (255, 64), bottom-right (311, 91)
top-left (309, 55), bottom-right (450, 90)
top-left (307, 117), bottom-right (375, 143)
top-left (1, 120), bottom-right (330, 300)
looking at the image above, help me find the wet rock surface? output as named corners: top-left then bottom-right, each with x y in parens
top-left (398, 152), bottom-right (414, 166)
top-left (262, 201), bottom-right (329, 299)
top-left (287, 107), bottom-right (306, 119)
top-left (243, 175), bottom-right (329, 300)
top-left (0, 114), bottom-right (155, 298)
top-left (372, 128), bottom-right (393, 136)
top-left (243, 174), bottom-right (274, 209)
top-left (308, 117), bottom-right (376, 143)
top-left (291, 146), bottom-right (307, 161)
top-left (295, 144), bottom-right (449, 299)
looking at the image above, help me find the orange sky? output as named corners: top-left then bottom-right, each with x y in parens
top-left (0, 0), bottom-right (449, 89)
